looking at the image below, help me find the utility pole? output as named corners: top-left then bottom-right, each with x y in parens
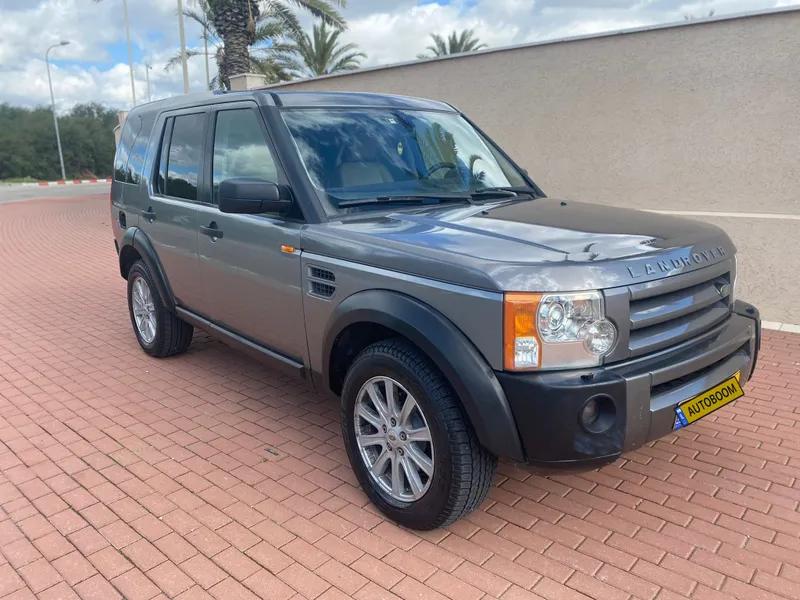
top-left (46, 41), bottom-right (70, 181)
top-left (122, 0), bottom-right (136, 104)
top-left (203, 26), bottom-right (211, 88)
top-left (145, 63), bottom-right (152, 101)
top-left (176, 0), bottom-right (190, 93)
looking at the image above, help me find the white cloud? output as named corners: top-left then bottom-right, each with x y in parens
top-left (0, 0), bottom-right (796, 111)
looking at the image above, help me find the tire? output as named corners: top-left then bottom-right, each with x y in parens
top-left (341, 338), bottom-right (497, 530)
top-left (127, 259), bottom-right (193, 358)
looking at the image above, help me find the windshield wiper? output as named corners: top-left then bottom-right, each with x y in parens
top-left (470, 187), bottom-right (539, 201)
top-left (470, 189), bottom-right (518, 200)
top-left (338, 194), bottom-right (471, 208)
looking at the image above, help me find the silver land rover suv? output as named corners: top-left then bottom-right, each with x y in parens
top-left (111, 90), bottom-right (761, 530)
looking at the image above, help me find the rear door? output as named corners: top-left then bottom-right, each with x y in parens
top-left (194, 102), bottom-right (308, 362)
top-left (138, 109), bottom-right (207, 312)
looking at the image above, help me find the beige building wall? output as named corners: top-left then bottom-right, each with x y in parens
top-left (270, 8), bottom-right (800, 324)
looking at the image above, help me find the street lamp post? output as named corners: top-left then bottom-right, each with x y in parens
top-left (122, 0), bottom-right (136, 105)
top-left (46, 41), bottom-right (70, 182)
top-left (176, 0), bottom-right (190, 94)
top-left (145, 63), bottom-right (152, 102)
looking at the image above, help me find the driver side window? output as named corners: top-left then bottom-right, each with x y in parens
top-left (212, 109), bottom-right (279, 204)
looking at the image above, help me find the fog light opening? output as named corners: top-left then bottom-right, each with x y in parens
top-left (579, 394), bottom-right (616, 434)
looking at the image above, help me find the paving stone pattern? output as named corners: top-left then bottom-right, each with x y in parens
top-left (2, 195), bottom-right (800, 599)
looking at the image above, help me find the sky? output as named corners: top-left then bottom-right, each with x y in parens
top-left (0, 0), bottom-right (796, 112)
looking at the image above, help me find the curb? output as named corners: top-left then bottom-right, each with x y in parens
top-left (20, 179), bottom-right (112, 187)
top-left (762, 321), bottom-right (800, 334)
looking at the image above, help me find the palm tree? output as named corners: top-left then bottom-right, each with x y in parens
top-left (276, 21), bottom-right (365, 78)
top-left (209, 0), bottom-right (347, 89)
top-left (417, 28), bottom-right (487, 59)
top-left (166, 0), bottom-right (291, 88)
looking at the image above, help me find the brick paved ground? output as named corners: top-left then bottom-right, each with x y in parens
top-left (1, 195), bottom-right (800, 600)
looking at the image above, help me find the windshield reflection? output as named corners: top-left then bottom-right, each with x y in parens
top-left (281, 108), bottom-right (528, 215)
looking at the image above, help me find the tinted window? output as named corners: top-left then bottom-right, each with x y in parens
top-left (113, 115), bottom-right (141, 183)
top-left (212, 109), bottom-right (278, 203)
top-left (126, 115), bottom-right (152, 184)
top-left (166, 113), bottom-right (204, 201)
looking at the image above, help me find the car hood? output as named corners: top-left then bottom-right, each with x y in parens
top-left (301, 198), bottom-right (735, 292)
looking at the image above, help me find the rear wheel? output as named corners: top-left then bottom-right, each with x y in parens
top-left (127, 260), bottom-right (193, 358)
top-left (341, 339), bottom-right (497, 530)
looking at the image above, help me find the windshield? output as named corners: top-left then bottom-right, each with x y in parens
top-left (280, 108), bottom-right (530, 215)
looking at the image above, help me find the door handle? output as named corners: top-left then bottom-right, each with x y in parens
top-left (141, 207), bottom-right (156, 222)
top-left (200, 222), bottom-right (224, 240)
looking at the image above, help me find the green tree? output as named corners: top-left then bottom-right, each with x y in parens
top-left (417, 28), bottom-right (487, 59)
top-left (208, 0), bottom-right (347, 89)
top-left (0, 103), bottom-right (118, 181)
top-left (276, 21), bottom-right (365, 78)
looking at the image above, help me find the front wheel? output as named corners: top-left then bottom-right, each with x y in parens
top-left (341, 339), bottom-right (497, 530)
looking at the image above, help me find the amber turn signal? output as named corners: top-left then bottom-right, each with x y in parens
top-left (503, 293), bottom-right (543, 371)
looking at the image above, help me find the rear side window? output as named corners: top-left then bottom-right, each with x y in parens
top-left (114, 115), bottom-right (142, 183)
top-left (162, 113), bottom-right (205, 201)
top-left (126, 116), bottom-right (153, 184)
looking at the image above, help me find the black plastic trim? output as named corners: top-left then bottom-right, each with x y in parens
top-left (498, 368), bottom-right (628, 465)
top-left (176, 307), bottom-right (307, 379)
top-left (119, 227), bottom-right (176, 312)
top-left (322, 290), bottom-right (525, 461)
top-left (732, 299), bottom-right (761, 380)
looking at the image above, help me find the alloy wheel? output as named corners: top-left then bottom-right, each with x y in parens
top-left (354, 376), bottom-right (434, 502)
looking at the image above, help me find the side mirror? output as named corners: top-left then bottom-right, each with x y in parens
top-left (218, 178), bottom-right (292, 215)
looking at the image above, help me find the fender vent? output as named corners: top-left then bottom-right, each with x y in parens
top-left (310, 281), bottom-right (336, 298)
top-left (309, 266), bottom-right (335, 282)
top-left (307, 266), bottom-right (336, 299)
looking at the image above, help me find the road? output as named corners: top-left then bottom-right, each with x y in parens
top-left (0, 184), bottom-right (795, 325)
top-left (0, 183), bottom-right (110, 204)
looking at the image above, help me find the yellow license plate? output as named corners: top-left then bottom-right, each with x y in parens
top-left (673, 372), bottom-right (743, 430)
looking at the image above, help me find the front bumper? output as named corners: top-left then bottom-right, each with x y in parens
top-left (498, 300), bottom-right (760, 469)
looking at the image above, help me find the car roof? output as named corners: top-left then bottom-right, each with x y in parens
top-left (128, 89), bottom-right (456, 115)
top-left (267, 91), bottom-right (455, 111)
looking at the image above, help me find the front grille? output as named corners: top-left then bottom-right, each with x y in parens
top-left (628, 262), bottom-right (733, 358)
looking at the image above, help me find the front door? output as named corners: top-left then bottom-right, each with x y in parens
top-left (139, 110), bottom-right (207, 311)
top-left (195, 103), bottom-right (308, 364)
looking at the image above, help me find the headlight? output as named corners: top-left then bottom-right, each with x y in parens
top-left (504, 291), bottom-right (618, 370)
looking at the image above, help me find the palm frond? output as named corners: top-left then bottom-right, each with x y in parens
top-left (253, 19), bottom-right (287, 42)
top-left (163, 48), bottom-right (205, 72)
top-left (264, 1), bottom-right (304, 36)
top-left (283, 0), bottom-right (346, 29)
top-left (419, 28), bottom-right (486, 57)
top-left (278, 20), bottom-right (364, 77)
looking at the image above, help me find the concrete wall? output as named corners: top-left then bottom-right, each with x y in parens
top-left (270, 8), bottom-right (800, 324)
